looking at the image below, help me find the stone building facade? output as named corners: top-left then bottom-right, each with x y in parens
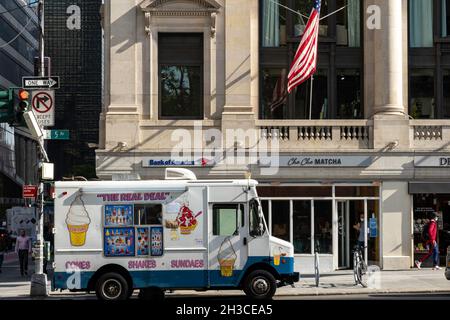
top-left (98, 0), bottom-right (450, 272)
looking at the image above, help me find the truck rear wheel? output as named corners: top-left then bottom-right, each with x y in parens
top-left (243, 270), bottom-right (276, 300)
top-left (95, 272), bottom-right (129, 301)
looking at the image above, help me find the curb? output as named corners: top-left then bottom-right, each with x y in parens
top-left (274, 288), bottom-right (450, 296)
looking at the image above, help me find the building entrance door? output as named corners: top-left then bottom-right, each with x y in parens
top-left (337, 201), bottom-right (350, 269)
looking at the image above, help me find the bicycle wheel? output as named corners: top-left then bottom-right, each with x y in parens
top-left (356, 261), bottom-right (368, 288)
top-left (314, 252), bottom-right (320, 287)
top-left (353, 252), bottom-right (359, 285)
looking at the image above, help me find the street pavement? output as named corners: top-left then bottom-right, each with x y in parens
top-left (0, 253), bottom-right (449, 300)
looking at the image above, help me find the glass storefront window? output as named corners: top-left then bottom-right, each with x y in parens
top-left (262, 0), bottom-right (287, 47)
top-left (293, 0), bottom-right (329, 37)
top-left (410, 69), bottom-right (435, 119)
top-left (336, 69), bottom-right (362, 119)
top-left (409, 0), bottom-right (434, 47)
top-left (367, 200), bottom-right (380, 266)
top-left (413, 194), bottom-right (449, 266)
top-left (293, 201), bottom-right (311, 254)
top-left (294, 69), bottom-right (328, 119)
top-left (271, 201), bottom-right (290, 242)
top-left (336, 0), bottom-right (361, 47)
top-left (261, 68), bottom-right (288, 119)
top-left (314, 201), bottom-right (332, 254)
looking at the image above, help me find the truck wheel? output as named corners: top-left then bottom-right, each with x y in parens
top-left (243, 270), bottom-right (277, 300)
top-left (138, 287), bottom-right (165, 301)
top-left (95, 273), bottom-right (129, 301)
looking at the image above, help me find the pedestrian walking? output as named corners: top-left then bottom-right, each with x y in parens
top-left (15, 230), bottom-right (32, 276)
top-left (415, 212), bottom-right (441, 270)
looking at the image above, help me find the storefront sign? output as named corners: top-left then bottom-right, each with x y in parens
top-left (414, 156), bottom-right (450, 167)
top-left (259, 156), bottom-right (374, 168)
top-left (142, 157), bottom-right (215, 168)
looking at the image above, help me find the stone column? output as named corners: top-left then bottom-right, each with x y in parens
top-left (102, 0), bottom-right (140, 150)
top-left (221, 0), bottom-right (257, 147)
top-left (381, 181), bottom-right (412, 270)
top-left (372, 0), bottom-right (405, 116)
top-left (365, 0), bottom-right (410, 149)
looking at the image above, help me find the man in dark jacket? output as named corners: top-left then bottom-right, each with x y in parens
top-left (415, 212), bottom-right (440, 270)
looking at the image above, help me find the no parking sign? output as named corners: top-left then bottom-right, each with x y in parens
top-left (32, 90), bottom-right (55, 127)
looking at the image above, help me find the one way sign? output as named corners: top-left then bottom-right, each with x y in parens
top-left (22, 76), bottom-right (60, 89)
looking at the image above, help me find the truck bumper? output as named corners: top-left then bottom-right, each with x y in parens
top-left (278, 272), bottom-right (300, 287)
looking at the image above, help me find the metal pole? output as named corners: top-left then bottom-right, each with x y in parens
top-left (37, 0), bottom-right (45, 275)
top-left (309, 75), bottom-right (314, 120)
top-left (40, 0), bottom-right (45, 78)
top-left (30, 0), bottom-right (48, 296)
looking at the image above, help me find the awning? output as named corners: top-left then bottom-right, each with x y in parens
top-left (409, 182), bottom-right (450, 194)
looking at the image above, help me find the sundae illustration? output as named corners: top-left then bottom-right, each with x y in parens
top-left (66, 193), bottom-right (91, 246)
top-left (176, 204), bottom-right (202, 235)
top-left (218, 237), bottom-right (237, 277)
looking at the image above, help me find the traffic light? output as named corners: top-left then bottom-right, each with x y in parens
top-left (0, 89), bottom-right (14, 123)
top-left (13, 89), bottom-right (31, 127)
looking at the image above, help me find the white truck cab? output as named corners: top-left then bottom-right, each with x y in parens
top-left (52, 169), bottom-right (299, 300)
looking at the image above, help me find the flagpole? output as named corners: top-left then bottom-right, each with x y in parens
top-left (309, 75), bottom-right (314, 120)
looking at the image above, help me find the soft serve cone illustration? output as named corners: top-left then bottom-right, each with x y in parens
top-left (218, 237), bottom-right (237, 277)
top-left (66, 192), bottom-right (91, 246)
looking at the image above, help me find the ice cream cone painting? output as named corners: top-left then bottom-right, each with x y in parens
top-left (218, 237), bottom-right (237, 278)
top-left (273, 247), bottom-right (282, 266)
top-left (176, 204), bottom-right (202, 235)
top-left (65, 193), bottom-right (91, 247)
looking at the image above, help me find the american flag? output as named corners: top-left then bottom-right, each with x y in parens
top-left (287, 0), bottom-right (321, 93)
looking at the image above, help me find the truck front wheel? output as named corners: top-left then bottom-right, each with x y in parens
top-left (243, 270), bottom-right (277, 300)
top-left (95, 272), bottom-right (129, 301)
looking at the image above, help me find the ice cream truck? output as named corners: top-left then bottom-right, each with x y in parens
top-left (52, 169), bottom-right (299, 300)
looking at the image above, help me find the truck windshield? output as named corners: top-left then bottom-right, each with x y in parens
top-left (249, 199), bottom-right (266, 237)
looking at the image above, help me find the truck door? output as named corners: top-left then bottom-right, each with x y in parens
top-left (208, 203), bottom-right (249, 287)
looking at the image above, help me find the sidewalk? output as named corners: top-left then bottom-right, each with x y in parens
top-left (0, 268), bottom-right (449, 299)
top-left (164, 269), bottom-right (450, 297)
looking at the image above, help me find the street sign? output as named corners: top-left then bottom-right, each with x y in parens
top-left (44, 130), bottom-right (70, 140)
top-left (32, 90), bottom-right (55, 127)
top-left (23, 185), bottom-right (38, 199)
top-left (22, 76), bottom-right (60, 89)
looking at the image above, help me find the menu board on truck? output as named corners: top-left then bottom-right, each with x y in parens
top-left (104, 227), bottom-right (135, 257)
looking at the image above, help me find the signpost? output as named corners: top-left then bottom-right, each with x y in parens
top-left (32, 90), bottom-right (55, 127)
top-left (22, 76), bottom-right (60, 89)
top-left (44, 130), bottom-right (70, 140)
top-left (23, 185), bottom-right (38, 199)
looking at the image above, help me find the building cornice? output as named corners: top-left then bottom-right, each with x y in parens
top-left (139, 0), bottom-right (220, 37)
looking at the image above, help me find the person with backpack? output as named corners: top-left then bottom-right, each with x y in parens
top-left (415, 212), bottom-right (441, 270)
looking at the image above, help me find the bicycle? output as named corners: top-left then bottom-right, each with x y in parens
top-left (353, 245), bottom-right (368, 288)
